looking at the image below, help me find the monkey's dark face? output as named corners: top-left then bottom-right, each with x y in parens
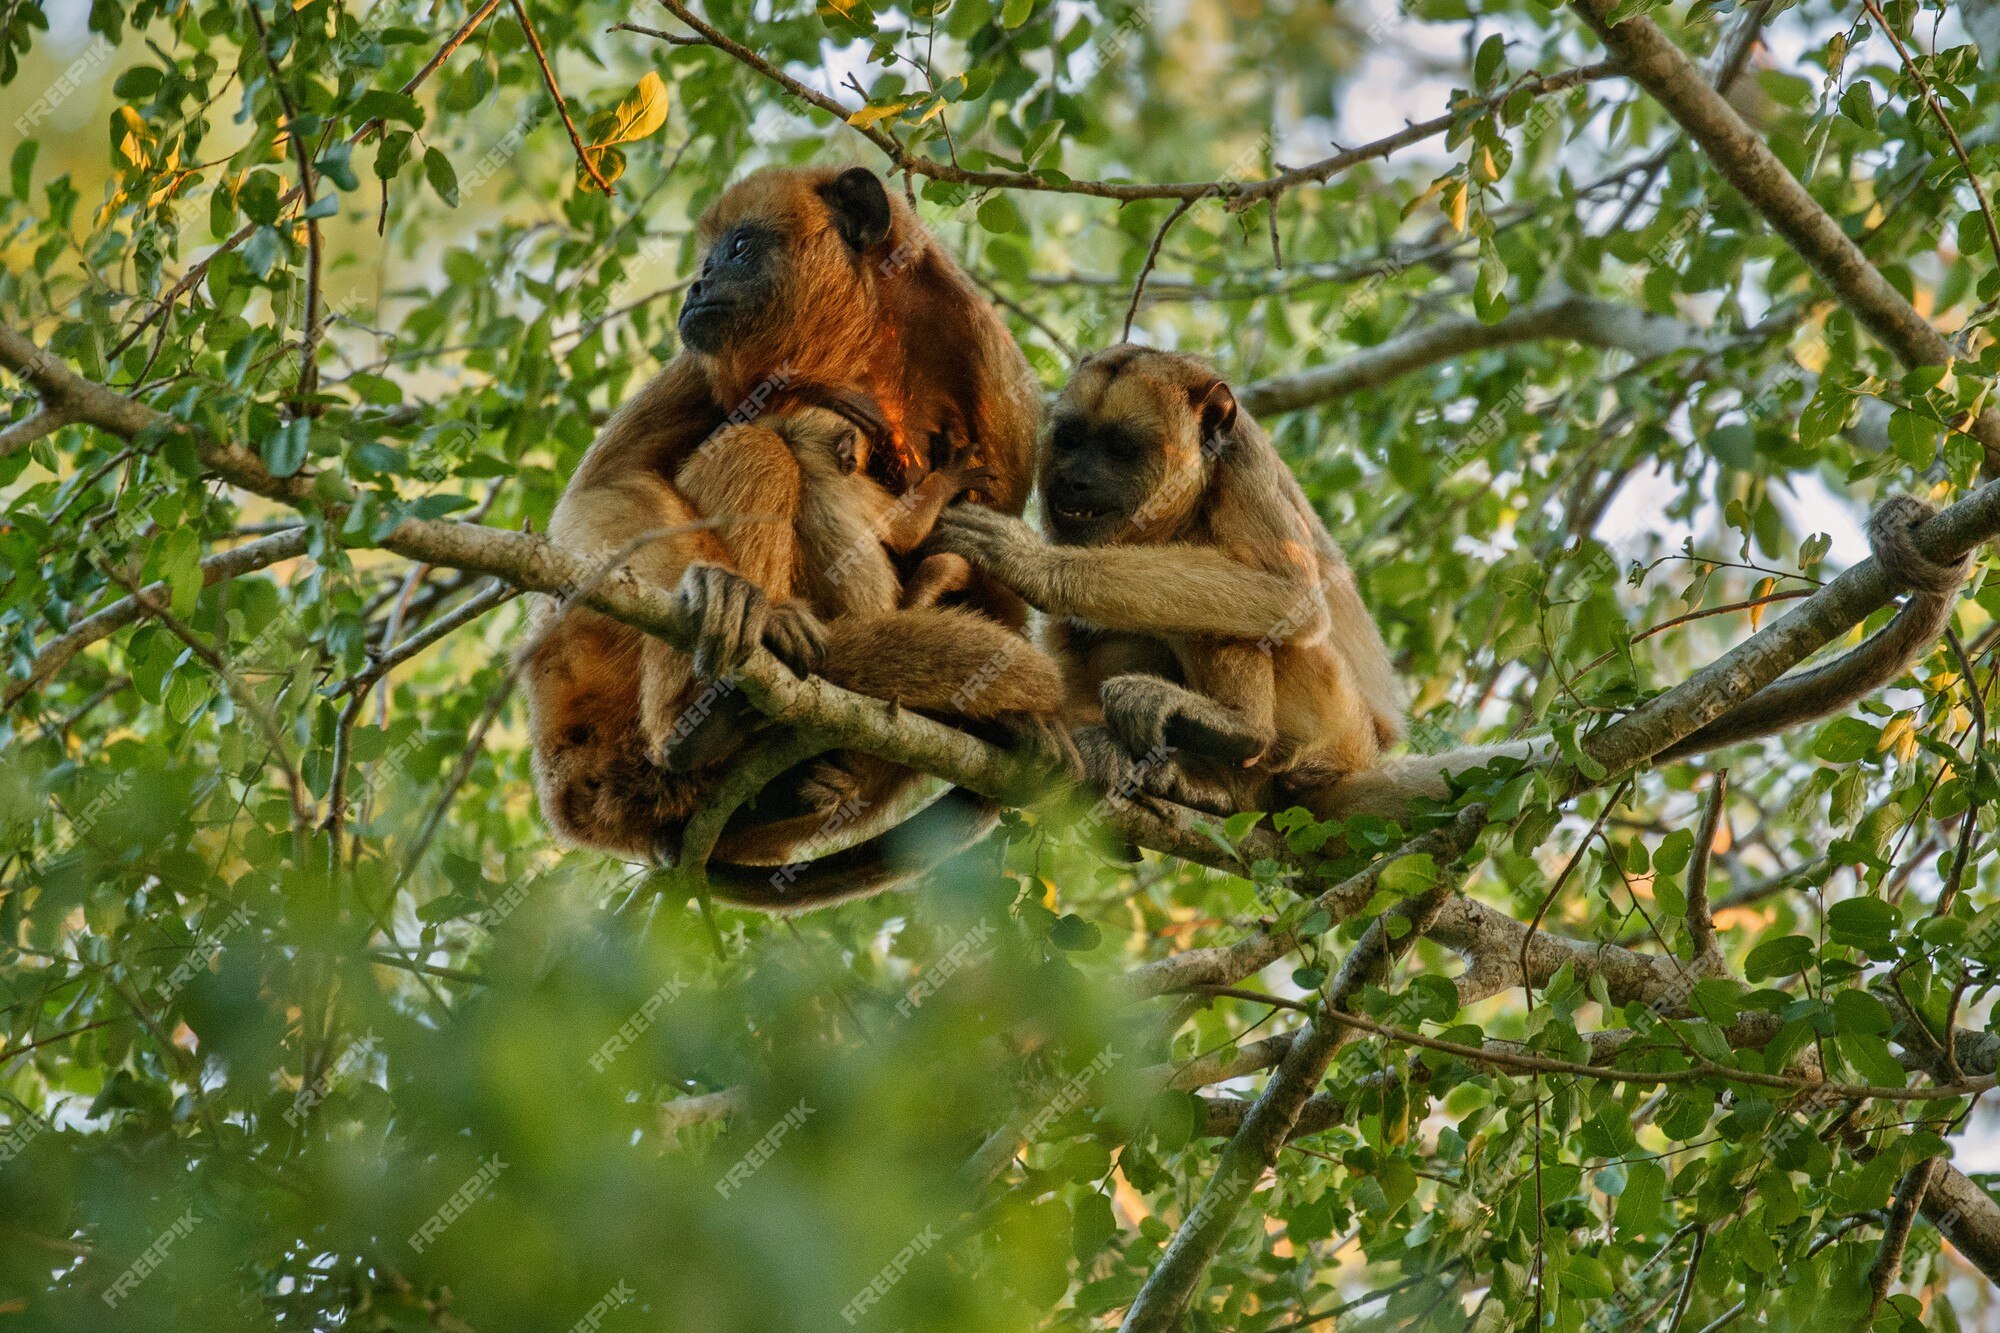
top-left (679, 223), bottom-right (782, 354)
top-left (680, 167), bottom-right (898, 361)
top-left (1040, 411), bottom-right (1170, 545)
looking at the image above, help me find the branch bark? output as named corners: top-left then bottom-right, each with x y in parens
top-left (1569, 0), bottom-right (2000, 473)
top-left (1119, 885), bottom-right (1456, 1333)
top-left (1236, 294), bottom-right (1728, 417)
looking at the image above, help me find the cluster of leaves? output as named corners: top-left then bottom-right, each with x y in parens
top-left (2, 0), bottom-right (1999, 1328)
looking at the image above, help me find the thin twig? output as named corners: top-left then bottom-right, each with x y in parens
top-left (1685, 769), bottom-right (1728, 967)
top-left (1862, 0), bottom-right (2000, 266)
top-left (1123, 196), bottom-right (1198, 340)
top-left (1520, 779), bottom-right (1632, 1006)
top-left (640, 0), bottom-right (1616, 206)
top-left (512, 0), bottom-right (616, 194)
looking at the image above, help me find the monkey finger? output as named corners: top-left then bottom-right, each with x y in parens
top-left (763, 603), bottom-right (829, 674)
top-left (723, 579), bottom-right (768, 677)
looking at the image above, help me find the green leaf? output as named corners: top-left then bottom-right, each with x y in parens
top-left (1744, 933), bottom-right (1815, 981)
top-left (1653, 828), bottom-right (1693, 877)
top-left (1838, 1033), bottom-right (1907, 1087)
top-left (1001, 0), bottom-right (1035, 27)
top-left (1072, 1192), bottom-right (1115, 1262)
top-left (1378, 852), bottom-right (1438, 896)
top-left (978, 194), bottom-right (1022, 233)
top-left (1827, 897), bottom-right (1898, 952)
top-left (10, 139), bottom-right (36, 200)
top-left (423, 147), bottom-right (460, 207)
top-left (263, 417), bottom-right (310, 477)
top-left (160, 525), bottom-right (202, 618)
top-left (1813, 717), bottom-right (1881, 764)
top-left (1473, 33), bottom-right (1506, 89)
top-left (1050, 913), bottom-right (1101, 951)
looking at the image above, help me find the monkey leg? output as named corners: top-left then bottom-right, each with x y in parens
top-left (814, 606), bottom-right (1079, 775)
top-left (528, 470), bottom-right (734, 855)
top-left (902, 552), bottom-right (973, 609)
top-left (1099, 673), bottom-right (1269, 768)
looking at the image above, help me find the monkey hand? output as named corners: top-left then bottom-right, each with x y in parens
top-left (673, 565), bottom-right (768, 680)
top-left (763, 601), bottom-right (829, 675)
top-left (928, 433), bottom-right (997, 503)
top-left (1100, 675), bottom-right (1267, 769)
top-left (1073, 726), bottom-right (1228, 819)
top-left (927, 507), bottom-right (1048, 594)
top-left (671, 564), bottom-right (822, 680)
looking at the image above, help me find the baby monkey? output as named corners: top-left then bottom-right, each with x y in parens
top-left (657, 393), bottom-right (992, 779)
top-left (780, 391), bottom-right (992, 617)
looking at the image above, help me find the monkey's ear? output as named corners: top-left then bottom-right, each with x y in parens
top-left (820, 168), bottom-right (894, 252)
top-left (1193, 378), bottom-right (1238, 444)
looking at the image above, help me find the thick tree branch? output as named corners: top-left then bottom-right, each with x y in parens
top-left (1570, 0), bottom-right (2000, 472)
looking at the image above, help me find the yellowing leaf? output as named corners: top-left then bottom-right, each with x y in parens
top-left (592, 71), bottom-right (670, 148)
top-left (848, 100), bottom-right (912, 129)
top-left (1445, 180), bottom-right (1469, 233)
top-left (1748, 576), bottom-right (1776, 629)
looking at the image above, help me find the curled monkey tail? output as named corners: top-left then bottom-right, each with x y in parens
top-left (702, 788), bottom-right (1003, 912)
top-left (1654, 494), bottom-right (1971, 763)
top-left (1314, 496), bottom-right (1974, 821)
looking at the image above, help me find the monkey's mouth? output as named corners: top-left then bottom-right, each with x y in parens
top-left (678, 296), bottom-right (743, 352)
top-left (1052, 503), bottom-right (1111, 523)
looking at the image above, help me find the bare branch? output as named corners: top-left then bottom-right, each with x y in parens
top-left (1685, 770), bottom-right (1728, 967)
top-left (511, 0), bottom-right (617, 195)
top-left (0, 405), bottom-right (70, 459)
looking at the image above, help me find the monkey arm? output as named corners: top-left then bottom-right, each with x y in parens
top-left (877, 471), bottom-right (966, 555)
top-left (931, 508), bottom-right (1323, 640)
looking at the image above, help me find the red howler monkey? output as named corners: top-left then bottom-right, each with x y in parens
top-left (930, 344), bottom-right (1404, 816)
top-left (523, 166), bottom-right (1059, 909)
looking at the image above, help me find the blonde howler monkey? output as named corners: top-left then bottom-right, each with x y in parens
top-left (931, 346), bottom-right (1973, 824)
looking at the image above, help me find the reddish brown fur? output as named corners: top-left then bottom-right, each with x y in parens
top-left (524, 166), bottom-right (1051, 873)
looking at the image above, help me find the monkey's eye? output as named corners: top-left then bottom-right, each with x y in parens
top-left (729, 233), bottom-right (752, 260)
